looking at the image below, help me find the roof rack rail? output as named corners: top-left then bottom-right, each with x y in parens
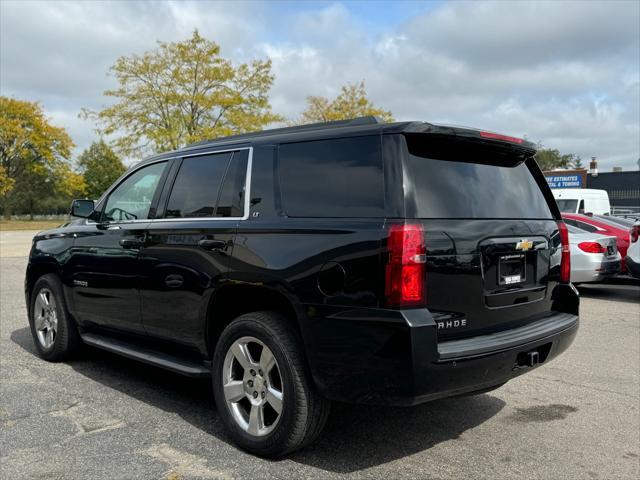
top-left (186, 116), bottom-right (381, 148)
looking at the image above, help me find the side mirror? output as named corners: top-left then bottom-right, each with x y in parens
top-left (70, 199), bottom-right (95, 218)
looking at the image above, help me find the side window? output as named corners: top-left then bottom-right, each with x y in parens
top-left (278, 136), bottom-right (383, 217)
top-left (103, 162), bottom-right (166, 222)
top-left (578, 200), bottom-right (585, 214)
top-left (577, 221), bottom-right (598, 233)
top-left (166, 153), bottom-right (231, 218)
top-left (216, 150), bottom-right (248, 217)
top-left (164, 150), bottom-right (248, 219)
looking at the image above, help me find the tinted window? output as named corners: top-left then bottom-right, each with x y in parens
top-left (278, 136), bottom-right (383, 217)
top-left (216, 150), bottom-right (248, 217)
top-left (166, 153), bottom-right (231, 218)
top-left (404, 146), bottom-right (553, 219)
top-left (564, 218), bottom-right (598, 233)
top-left (103, 162), bottom-right (166, 222)
top-left (567, 224), bottom-right (587, 234)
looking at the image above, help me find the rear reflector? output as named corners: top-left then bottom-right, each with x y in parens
top-left (578, 241), bottom-right (606, 253)
top-left (479, 131), bottom-right (524, 144)
top-left (558, 221), bottom-right (571, 283)
top-left (385, 223), bottom-right (426, 307)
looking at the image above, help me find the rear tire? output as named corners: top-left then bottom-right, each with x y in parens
top-left (212, 311), bottom-right (330, 457)
top-left (28, 274), bottom-right (81, 361)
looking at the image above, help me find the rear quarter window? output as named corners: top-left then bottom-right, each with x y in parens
top-left (277, 135), bottom-right (383, 217)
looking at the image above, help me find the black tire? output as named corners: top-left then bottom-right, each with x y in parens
top-left (212, 311), bottom-right (330, 457)
top-left (28, 274), bottom-right (81, 361)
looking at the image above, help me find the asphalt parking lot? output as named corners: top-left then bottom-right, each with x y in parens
top-left (1, 231), bottom-right (639, 479)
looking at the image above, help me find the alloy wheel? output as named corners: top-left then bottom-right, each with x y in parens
top-left (33, 288), bottom-right (57, 349)
top-left (222, 336), bottom-right (284, 436)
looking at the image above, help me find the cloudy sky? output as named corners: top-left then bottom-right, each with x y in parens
top-left (1, 0), bottom-right (638, 169)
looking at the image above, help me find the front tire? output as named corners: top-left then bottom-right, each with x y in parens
top-left (28, 274), bottom-right (81, 361)
top-left (212, 311), bottom-right (330, 457)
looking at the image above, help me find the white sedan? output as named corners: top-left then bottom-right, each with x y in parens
top-left (567, 224), bottom-right (621, 284)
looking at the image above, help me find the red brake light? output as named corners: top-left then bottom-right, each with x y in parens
top-left (385, 223), bottom-right (426, 307)
top-left (479, 131), bottom-right (524, 144)
top-left (557, 221), bottom-right (571, 283)
top-left (578, 241), bottom-right (606, 253)
top-left (631, 225), bottom-right (639, 243)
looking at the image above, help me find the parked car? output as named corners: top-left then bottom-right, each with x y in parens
top-left (566, 225), bottom-right (621, 283)
top-left (562, 213), bottom-right (631, 273)
top-left (625, 222), bottom-right (640, 279)
top-left (25, 117), bottom-right (579, 457)
top-left (599, 215), bottom-right (637, 229)
top-left (553, 188), bottom-right (610, 215)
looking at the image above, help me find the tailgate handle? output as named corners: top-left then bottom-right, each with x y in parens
top-left (198, 239), bottom-right (227, 251)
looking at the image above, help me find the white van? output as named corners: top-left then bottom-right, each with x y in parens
top-left (552, 189), bottom-right (611, 215)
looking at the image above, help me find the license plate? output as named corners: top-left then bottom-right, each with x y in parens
top-left (607, 246), bottom-right (615, 256)
top-left (499, 254), bottom-right (526, 285)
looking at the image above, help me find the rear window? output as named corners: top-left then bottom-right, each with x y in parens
top-left (278, 136), bottom-right (383, 217)
top-left (563, 218), bottom-right (599, 233)
top-left (404, 138), bottom-right (553, 219)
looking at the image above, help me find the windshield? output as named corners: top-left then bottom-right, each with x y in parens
top-left (555, 199), bottom-right (578, 213)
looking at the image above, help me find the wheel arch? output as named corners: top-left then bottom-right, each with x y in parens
top-left (25, 260), bottom-right (62, 315)
top-left (205, 284), bottom-right (305, 360)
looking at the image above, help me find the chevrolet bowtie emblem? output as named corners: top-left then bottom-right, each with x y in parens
top-left (516, 239), bottom-right (533, 251)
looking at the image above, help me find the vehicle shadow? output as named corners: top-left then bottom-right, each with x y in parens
top-left (11, 326), bottom-right (505, 474)
top-left (577, 281), bottom-right (640, 304)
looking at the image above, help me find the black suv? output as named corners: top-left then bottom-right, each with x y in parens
top-left (25, 117), bottom-right (579, 456)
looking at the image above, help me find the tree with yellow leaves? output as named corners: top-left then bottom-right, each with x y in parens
top-left (299, 81), bottom-right (393, 124)
top-left (83, 30), bottom-right (283, 157)
top-left (0, 97), bottom-right (75, 219)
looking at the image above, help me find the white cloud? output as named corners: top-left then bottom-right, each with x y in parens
top-left (1, 0), bottom-right (638, 169)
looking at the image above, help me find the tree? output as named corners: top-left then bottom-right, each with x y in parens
top-left (0, 97), bottom-right (74, 219)
top-left (299, 81), bottom-right (393, 124)
top-left (78, 140), bottom-right (126, 199)
top-left (534, 146), bottom-right (581, 171)
top-left (0, 165), bottom-right (13, 197)
top-left (572, 156), bottom-right (583, 169)
top-left (82, 30), bottom-right (282, 157)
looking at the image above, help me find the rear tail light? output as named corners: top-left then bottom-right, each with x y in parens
top-left (385, 223), bottom-right (426, 307)
top-left (557, 221), bottom-right (571, 283)
top-left (630, 225), bottom-right (639, 243)
top-left (578, 241), bottom-right (606, 253)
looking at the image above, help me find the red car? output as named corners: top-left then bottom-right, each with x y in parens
top-left (562, 213), bottom-right (631, 273)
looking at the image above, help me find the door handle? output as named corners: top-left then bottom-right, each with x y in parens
top-left (119, 238), bottom-right (143, 249)
top-left (198, 239), bottom-right (227, 251)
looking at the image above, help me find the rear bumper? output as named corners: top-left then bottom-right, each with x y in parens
top-left (303, 285), bottom-right (579, 406)
top-left (572, 257), bottom-right (621, 283)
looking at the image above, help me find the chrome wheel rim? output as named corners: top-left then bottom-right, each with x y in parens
top-left (33, 288), bottom-right (57, 349)
top-left (222, 336), bottom-right (284, 437)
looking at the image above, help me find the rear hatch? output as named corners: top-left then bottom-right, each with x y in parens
top-left (399, 128), bottom-right (562, 340)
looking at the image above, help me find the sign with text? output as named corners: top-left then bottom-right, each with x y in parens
top-left (544, 170), bottom-right (587, 189)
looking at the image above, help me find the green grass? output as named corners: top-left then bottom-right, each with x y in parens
top-left (0, 220), bottom-right (65, 231)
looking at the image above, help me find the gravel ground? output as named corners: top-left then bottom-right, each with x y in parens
top-left (1, 232), bottom-right (639, 479)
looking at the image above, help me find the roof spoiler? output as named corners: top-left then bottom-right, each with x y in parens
top-left (403, 122), bottom-right (537, 155)
top-left (403, 123), bottom-right (537, 167)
